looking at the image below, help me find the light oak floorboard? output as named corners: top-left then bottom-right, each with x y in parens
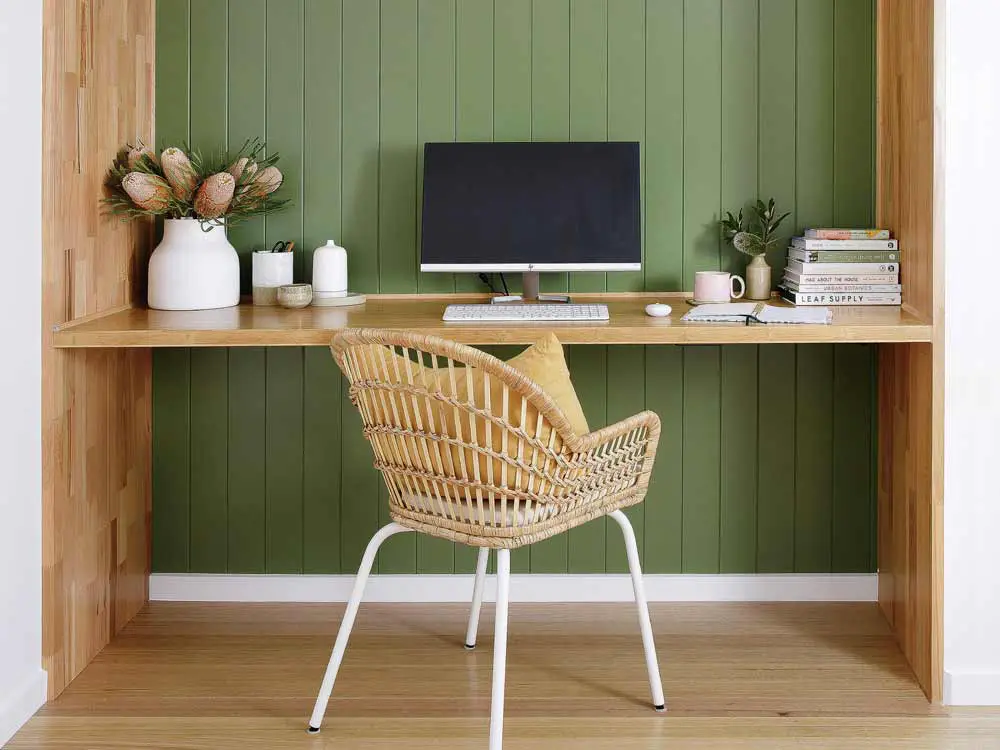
top-left (11, 603), bottom-right (998, 749)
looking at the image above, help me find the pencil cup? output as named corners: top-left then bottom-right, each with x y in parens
top-left (252, 251), bottom-right (294, 306)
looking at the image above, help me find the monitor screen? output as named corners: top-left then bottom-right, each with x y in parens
top-left (420, 141), bottom-right (641, 272)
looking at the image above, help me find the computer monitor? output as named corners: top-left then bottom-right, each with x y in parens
top-left (420, 141), bottom-right (641, 299)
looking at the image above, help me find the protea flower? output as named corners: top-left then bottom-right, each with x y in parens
top-left (121, 172), bottom-right (173, 211)
top-left (194, 173), bottom-right (236, 219)
top-left (246, 166), bottom-right (283, 198)
top-left (160, 147), bottom-right (198, 202)
top-left (127, 144), bottom-right (157, 170)
top-left (227, 156), bottom-right (249, 181)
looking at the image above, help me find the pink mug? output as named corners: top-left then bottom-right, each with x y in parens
top-left (693, 271), bottom-right (745, 303)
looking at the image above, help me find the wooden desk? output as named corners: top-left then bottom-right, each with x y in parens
top-left (52, 293), bottom-right (932, 348)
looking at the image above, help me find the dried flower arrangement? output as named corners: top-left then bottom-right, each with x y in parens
top-left (104, 138), bottom-right (288, 229)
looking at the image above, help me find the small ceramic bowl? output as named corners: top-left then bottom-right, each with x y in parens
top-left (277, 283), bottom-right (313, 309)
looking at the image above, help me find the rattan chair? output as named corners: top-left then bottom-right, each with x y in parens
top-left (307, 329), bottom-right (665, 748)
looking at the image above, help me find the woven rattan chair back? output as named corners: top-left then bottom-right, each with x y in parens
top-left (331, 328), bottom-right (660, 548)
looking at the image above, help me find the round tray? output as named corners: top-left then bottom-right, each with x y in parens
top-left (311, 292), bottom-right (367, 307)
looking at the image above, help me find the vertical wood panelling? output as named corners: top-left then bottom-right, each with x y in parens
top-left (265, 349), bottom-right (304, 573)
top-left (188, 349), bottom-right (228, 572)
top-left (227, 348), bottom-right (266, 572)
top-left (227, 0), bottom-right (267, 292)
top-left (416, 0), bottom-right (458, 297)
top-left (44, 0), bottom-right (155, 695)
top-left (643, 0), bottom-right (683, 292)
top-left (155, 0), bottom-right (880, 576)
top-left (682, 0), bottom-right (723, 288)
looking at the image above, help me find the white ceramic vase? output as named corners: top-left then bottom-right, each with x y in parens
top-left (147, 218), bottom-right (241, 310)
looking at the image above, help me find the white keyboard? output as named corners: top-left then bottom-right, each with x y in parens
top-left (443, 303), bottom-right (610, 322)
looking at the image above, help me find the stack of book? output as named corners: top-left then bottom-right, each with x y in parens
top-left (778, 228), bottom-right (901, 306)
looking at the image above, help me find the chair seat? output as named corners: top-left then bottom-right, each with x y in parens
top-left (389, 487), bottom-right (647, 549)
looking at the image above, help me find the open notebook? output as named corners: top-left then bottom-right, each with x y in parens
top-left (681, 302), bottom-right (832, 325)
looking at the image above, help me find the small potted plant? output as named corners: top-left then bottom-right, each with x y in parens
top-left (104, 138), bottom-right (288, 310)
top-left (720, 198), bottom-right (790, 301)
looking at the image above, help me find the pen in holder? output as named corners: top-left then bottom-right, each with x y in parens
top-left (252, 250), bottom-right (294, 306)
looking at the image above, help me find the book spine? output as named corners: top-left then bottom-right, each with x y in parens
top-left (786, 260), bottom-right (899, 275)
top-left (784, 271), bottom-right (899, 284)
top-left (804, 228), bottom-right (891, 240)
top-left (782, 283), bottom-right (902, 293)
top-left (787, 247), bottom-right (900, 263)
top-left (790, 237), bottom-right (898, 250)
top-left (778, 289), bottom-right (902, 306)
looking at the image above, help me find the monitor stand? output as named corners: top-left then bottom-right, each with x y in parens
top-left (519, 271), bottom-right (570, 303)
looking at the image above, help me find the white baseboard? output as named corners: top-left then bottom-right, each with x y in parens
top-left (0, 668), bottom-right (46, 748)
top-left (150, 573), bottom-right (877, 603)
top-left (944, 670), bottom-right (1000, 706)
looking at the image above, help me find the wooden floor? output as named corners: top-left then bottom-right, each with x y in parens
top-left (10, 602), bottom-right (1000, 749)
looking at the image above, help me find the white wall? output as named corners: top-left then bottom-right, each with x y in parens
top-left (0, 0), bottom-right (46, 745)
top-left (942, 0), bottom-right (1000, 706)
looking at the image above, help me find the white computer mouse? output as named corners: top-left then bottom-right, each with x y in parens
top-left (644, 303), bottom-right (672, 318)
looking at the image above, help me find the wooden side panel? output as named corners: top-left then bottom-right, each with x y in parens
top-left (876, 0), bottom-right (942, 702)
top-left (41, 0), bottom-right (154, 696)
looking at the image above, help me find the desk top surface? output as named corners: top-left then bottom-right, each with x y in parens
top-left (52, 293), bottom-right (932, 348)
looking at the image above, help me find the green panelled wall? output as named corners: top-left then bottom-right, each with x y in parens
top-left (152, 0), bottom-right (877, 575)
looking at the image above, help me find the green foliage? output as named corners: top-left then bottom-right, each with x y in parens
top-left (720, 198), bottom-right (790, 257)
top-left (102, 138), bottom-right (290, 230)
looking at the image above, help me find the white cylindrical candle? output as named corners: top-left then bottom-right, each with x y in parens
top-left (312, 240), bottom-right (348, 298)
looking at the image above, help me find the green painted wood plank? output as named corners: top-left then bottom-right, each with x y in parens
top-left (265, 348), bottom-right (305, 573)
top-left (491, 0), bottom-right (531, 299)
top-left (566, 345), bottom-right (607, 572)
top-left (303, 0), bottom-right (343, 282)
top-left (643, 345), bottom-right (683, 573)
top-left (795, 0), bottom-right (835, 231)
top-left (152, 348), bottom-right (190, 573)
top-left (303, 348), bottom-right (342, 573)
top-left (340, 0), bottom-right (384, 573)
top-left (265, 0), bottom-right (305, 280)
top-left (376, 0), bottom-right (417, 577)
top-left (720, 345), bottom-right (757, 572)
top-left (756, 343), bottom-right (796, 572)
top-left (794, 345), bottom-right (834, 572)
top-left (531, 0), bottom-right (570, 294)
top-left (415, 0), bottom-right (458, 568)
top-left (379, 0), bottom-right (419, 297)
top-left (454, 0), bottom-right (493, 293)
top-left (155, 0), bottom-right (189, 149)
top-left (227, 347), bottom-right (267, 573)
top-left (567, 0), bottom-right (607, 294)
top-left (188, 349), bottom-right (229, 572)
top-left (682, 346), bottom-right (721, 573)
top-left (189, 0), bottom-right (227, 149)
top-left (832, 344), bottom-right (874, 572)
top-left (417, 0), bottom-right (458, 296)
top-left (605, 345), bottom-right (646, 572)
top-left (643, 0), bottom-right (683, 292)
top-left (834, 0), bottom-right (875, 227)
top-left (721, 0), bottom-right (758, 277)
top-left (758, 0), bottom-right (796, 285)
top-left (606, 0), bottom-right (644, 293)
top-left (227, 0), bottom-right (267, 293)
top-left (683, 0), bottom-right (723, 288)
top-left (342, 0), bottom-right (382, 293)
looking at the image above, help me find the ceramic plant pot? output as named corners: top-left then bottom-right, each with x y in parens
top-left (745, 254), bottom-right (772, 301)
top-left (147, 218), bottom-right (241, 310)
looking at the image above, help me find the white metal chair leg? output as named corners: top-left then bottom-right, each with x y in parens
top-left (307, 522), bottom-right (413, 733)
top-left (489, 548), bottom-right (511, 750)
top-left (609, 510), bottom-right (666, 711)
top-left (465, 546), bottom-right (491, 649)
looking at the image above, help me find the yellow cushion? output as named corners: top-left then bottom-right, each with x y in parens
top-left (365, 334), bottom-right (589, 491)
